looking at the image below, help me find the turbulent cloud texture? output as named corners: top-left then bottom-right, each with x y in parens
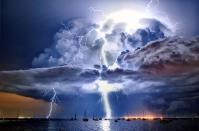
top-left (32, 19), bottom-right (102, 68)
top-left (1, 17), bottom-right (199, 116)
top-left (1, 35), bottom-right (199, 116)
top-left (32, 18), bottom-right (170, 68)
top-left (118, 36), bottom-right (199, 73)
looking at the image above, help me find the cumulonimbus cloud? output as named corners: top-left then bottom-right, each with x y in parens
top-left (32, 18), bottom-right (170, 68)
top-left (1, 61), bottom-right (199, 115)
top-left (1, 17), bottom-right (199, 116)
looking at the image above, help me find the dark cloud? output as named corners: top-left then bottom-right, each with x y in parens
top-left (118, 36), bottom-right (199, 74)
top-left (0, 66), bottom-right (99, 100)
top-left (1, 32), bottom-right (199, 116)
top-left (0, 63), bottom-right (199, 116)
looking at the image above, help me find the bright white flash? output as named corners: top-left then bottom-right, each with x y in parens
top-left (96, 80), bottom-right (119, 118)
top-left (96, 11), bottom-right (153, 115)
top-left (105, 10), bottom-right (151, 32)
top-left (97, 10), bottom-right (153, 68)
top-left (101, 92), bottom-right (111, 118)
top-left (96, 80), bottom-right (120, 131)
top-left (96, 9), bottom-right (175, 68)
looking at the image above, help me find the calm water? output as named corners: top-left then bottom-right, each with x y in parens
top-left (0, 119), bottom-right (198, 131)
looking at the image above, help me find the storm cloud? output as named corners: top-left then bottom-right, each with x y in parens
top-left (1, 59), bottom-right (199, 116)
top-left (118, 36), bottom-right (199, 73)
top-left (1, 16), bottom-right (199, 117)
top-left (32, 18), bottom-right (171, 68)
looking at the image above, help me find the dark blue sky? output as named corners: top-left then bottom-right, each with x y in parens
top-left (0, 0), bottom-right (199, 70)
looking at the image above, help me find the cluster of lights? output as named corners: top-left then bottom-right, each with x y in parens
top-left (18, 116), bottom-right (31, 119)
top-left (124, 115), bottom-right (163, 120)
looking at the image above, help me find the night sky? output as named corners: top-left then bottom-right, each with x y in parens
top-left (0, 0), bottom-right (199, 118)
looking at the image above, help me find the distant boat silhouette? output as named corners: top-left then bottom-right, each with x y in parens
top-left (92, 113), bottom-right (99, 121)
top-left (126, 118), bottom-right (131, 121)
top-left (69, 117), bottom-right (74, 121)
top-left (70, 113), bottom-right (77, 121)
top-left (93, 118), bottom-right (99, 121)
top-left (93, 118), bottom-right (98, 121)
top-left (83, 111), bottom-right (88, 122)
top-left (74, 113), bottom-right (77, 120)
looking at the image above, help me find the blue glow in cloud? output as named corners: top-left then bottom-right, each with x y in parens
top-left (32, 15), bottom-right (171, 69)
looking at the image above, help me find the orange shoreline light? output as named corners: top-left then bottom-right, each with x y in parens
top-left (124, 115), bottom-right (163, 120)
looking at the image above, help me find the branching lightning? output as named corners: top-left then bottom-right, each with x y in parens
top-left (58, 2), bottom-right (177, 124)
top-left (87, 6), bottom-right (177, 131)
top-left (61, 21), bottom-right (99, 66)
top-left (146, 0), bottom-right (179, 33)
top-left (46, 87), bottom-right (57, 119)
top-left (60, 15), bottom-right (119, 122)
top-left (146, 0), bottom-right (159, 9)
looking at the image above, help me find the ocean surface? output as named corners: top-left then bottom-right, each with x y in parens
top-left (0, 119), bottom-right (198, 131)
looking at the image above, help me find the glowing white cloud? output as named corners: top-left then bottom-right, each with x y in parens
top-left (95, 9), bottom-right (174, 68)
top-left (97, 10), bottom-right (150, 68)
top-left (96, 80), bottom-right (120, 93)
top-left (33, 9), bottom-right (174, 69)
top-left (104, 10), bottom-right (151, 32)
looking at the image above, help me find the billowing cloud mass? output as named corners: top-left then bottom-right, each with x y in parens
top-left (0, 65), bottom-right (199, 116)
top-left (118, 36), bottom-right (199, 73)
top-left (32, 19), bottom-right (103, 68)
top-left (1, 16), bottom-right (199, 117)
top-left (32, 18), bottom-right (170, 68)
top-left (1, 34), bottom-right (199, 116)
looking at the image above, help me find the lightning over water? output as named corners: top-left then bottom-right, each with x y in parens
top-left (46, 88), bottom-right (56, 119)
top-left (0, 0), bottom-right (199, 130)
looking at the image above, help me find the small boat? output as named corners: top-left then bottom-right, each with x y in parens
top-left (69, 117), bottom-right (74, 121)
top-left (126, 118), bottom-right (131, 121)
top-left (74, 114), bottom-right (77, 120)
top-left (142, 118), bottom-right (147, 121)
top-left (93, 118), bottom-right (99, 121)
top-left (82, 111), bottom-right (89, 122)
top-left (92, 114), bottom-right (99, 121)
top-left (83, 118), bottom-right (89, 121)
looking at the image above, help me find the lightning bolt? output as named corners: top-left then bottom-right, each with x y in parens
top-left (60, 16), bottom-right (115, 122)
top-left (61, 22), bottom-right (99, 66)
top-left (88, 6), bottom-right (109, 68)
top-left (46, 87), bottom-right (56, 119)
top-left (96, 80), bottom-right (112, 131)
top-left (88, 8), bottom-right (121, 129)
top-left (146, 0), bottom-right (179, 34)
top-left (102, 92), bottom-right (111, 118)
top-left (146, 0), bottom-right (159, 9)
top-left (88, 6), bottom-right (106, 19)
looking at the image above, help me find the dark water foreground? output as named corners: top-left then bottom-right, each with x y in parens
top-left (0, 119), bottom-right (198, 131)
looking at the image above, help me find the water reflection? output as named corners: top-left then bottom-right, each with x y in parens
top-left (101, 120), bottom-right (110, 131)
